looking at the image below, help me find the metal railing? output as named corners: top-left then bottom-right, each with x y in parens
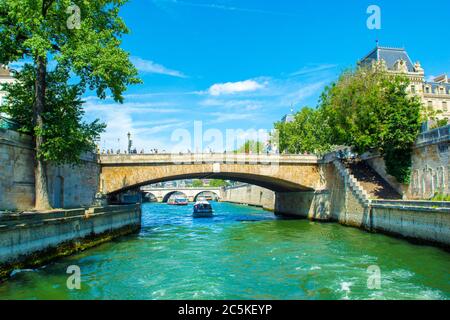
top-left (416, 125), bottom-right (450, 146)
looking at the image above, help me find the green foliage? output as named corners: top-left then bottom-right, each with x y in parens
top-left (192, 180), bottom-right (203, 188)
top-left (1, 65), bottom-right (106, 164)
top-left (274, 107), bottom-right (332, 155)
top-left (0, 0), bottom-right (140, 164)
top-left (209, 179), bottom-right (230, 187)
top-left (0, 0), bottom-right (141, 103)
top-left (236, 140), bottom-right (265, 154)
top-left (430, 118), bottom-right (449, 130)
top-left (431, 193), bottom-right (450, 202)
top-left (319, 68), bottom-right (423, 183)
top-left (191, 179), bottom-right (229, 188)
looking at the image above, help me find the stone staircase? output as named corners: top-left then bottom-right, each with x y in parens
top-left (343, 160), bottom-right (402, 200)
top-left (333, 159), bottom-right (371, 206)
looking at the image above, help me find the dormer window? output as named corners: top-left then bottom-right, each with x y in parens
top-left (425, 86), bottom-right (430, 94)
top-left (394, 59), bottom-right (408, 73)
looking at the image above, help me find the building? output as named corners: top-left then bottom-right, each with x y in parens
top-left (0, 64), bottom-right (15, 106)
top-left (281, 107), bottom-right (295, 124)
top-left (359, 45), bottom-right (450, 119)
top-left (0, 64), bottom-right (19, 129)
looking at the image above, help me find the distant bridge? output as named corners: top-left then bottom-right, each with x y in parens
top-left (140, 186), bottom-right (221, 203)
top-left (99, 153), bottom-right (323, 195)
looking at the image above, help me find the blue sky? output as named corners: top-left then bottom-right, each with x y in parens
top-left (84, 0), bottom-right (450, 152)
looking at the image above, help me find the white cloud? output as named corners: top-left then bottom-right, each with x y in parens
top-left (92, 109), bottom-right (186, 152)
top-left (131, 56), bottom-right (187, 78)
top-left (83, 101), bottom-right (186, 151)
top-left (208, 80), bottom-right (266, 96)
top-left (289, 64), bottom-right (338, 77)
top-left (280, 80), bottom-right (330, 106)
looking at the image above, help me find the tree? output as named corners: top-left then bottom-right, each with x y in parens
top-left (236, 140), bottom-right (265, 154)
top-left (319, 67), bottom-right (423, 183)
top-left (274, 107), bottom-right (332, 155)
top-left (192, 180), bottom-right (204, 188)
top-left (0, 0), bottom-right (140, 209)
top-left (209, 179), bottom-right (229, 187)
top-left (1, 64), bottom-right (106, 164)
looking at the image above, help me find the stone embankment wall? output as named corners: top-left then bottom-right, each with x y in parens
top-left (363, 125), bottom-right (450, 200)
top-left (0, 128), bottom-right (100, 211)
top-left (324, 159), bottom-right (450, 247)
top-left (0, 204), bottom-right (142, 279)
top-left (220, 184), bottom-right (275, 211)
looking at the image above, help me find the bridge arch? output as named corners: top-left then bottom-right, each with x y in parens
top-left (162, 191), bottom-right (188, 203)
top-left (194, 191), bottom-right (220, 202)
top-left (143, 192), bottom-right (157, 202)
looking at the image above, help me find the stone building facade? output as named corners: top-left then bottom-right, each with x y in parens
top-left (359, 45), bottom-right (450, 119)
top-left (0, 64), bottom-right (15, 106)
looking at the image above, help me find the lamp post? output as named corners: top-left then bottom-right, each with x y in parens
top-left (127, 132), bottom-right (132, 154)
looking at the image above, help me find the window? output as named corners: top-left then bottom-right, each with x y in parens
top-left (428, 101), bottom-right (433, 107)
top-left (425, 86), bottom-right (430, 93)
top-left (444, 102), bottom-right (448, 113)
top-left (440, 87), bottom-right (445, 94)
top-left (411, 85), bottom-right (416, 94)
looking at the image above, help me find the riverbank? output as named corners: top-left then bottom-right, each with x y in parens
top-left (0, 204), bottom-right (141, 280)
top-left (220, 183), bottom-right (450, 249)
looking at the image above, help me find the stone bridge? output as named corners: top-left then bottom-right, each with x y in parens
top-left (140, 187), bottom-right (221, 203)
top-left (99, 153), bottom-right (324, 195)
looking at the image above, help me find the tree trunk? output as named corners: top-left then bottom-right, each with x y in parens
top-left (33, 56), bottom-right (52, 210)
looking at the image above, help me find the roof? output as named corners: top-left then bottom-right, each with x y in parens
top-left (282, 114), bottom-right (295, 123)
top-left (359, 46), bottom-right (415, 72)
top-left (424, 82), bottom-right (450, 94)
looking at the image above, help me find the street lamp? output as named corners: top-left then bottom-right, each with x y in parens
top-left (127, 132), bottom-right (132, 154)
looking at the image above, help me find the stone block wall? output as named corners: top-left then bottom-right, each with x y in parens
top-left (363, 140), bottom-right (450, 200)
top-left (324, 162), bottom-right (371, 229)
top-left (274, 190), bottom-right (331, 220)
top-left (220, 184), bottom-right (275, 210)
top-left (370, 201), bottom-right (450, 247)
top-left (0, 128), bottom-right (100, 210)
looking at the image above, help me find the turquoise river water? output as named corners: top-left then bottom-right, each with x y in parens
top-left (0, 202), bottom-right (449, 300)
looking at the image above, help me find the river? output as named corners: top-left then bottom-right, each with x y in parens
top-left (0, 202), bottom-right (449, 300)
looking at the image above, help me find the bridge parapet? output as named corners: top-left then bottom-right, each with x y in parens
top-left (99, 153), bottom-right (318, 165)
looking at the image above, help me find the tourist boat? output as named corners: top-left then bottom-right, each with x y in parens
top-left (168, 197), bottom-right (189, 206)
top-left (193, 200), bottom-right (213, 218)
